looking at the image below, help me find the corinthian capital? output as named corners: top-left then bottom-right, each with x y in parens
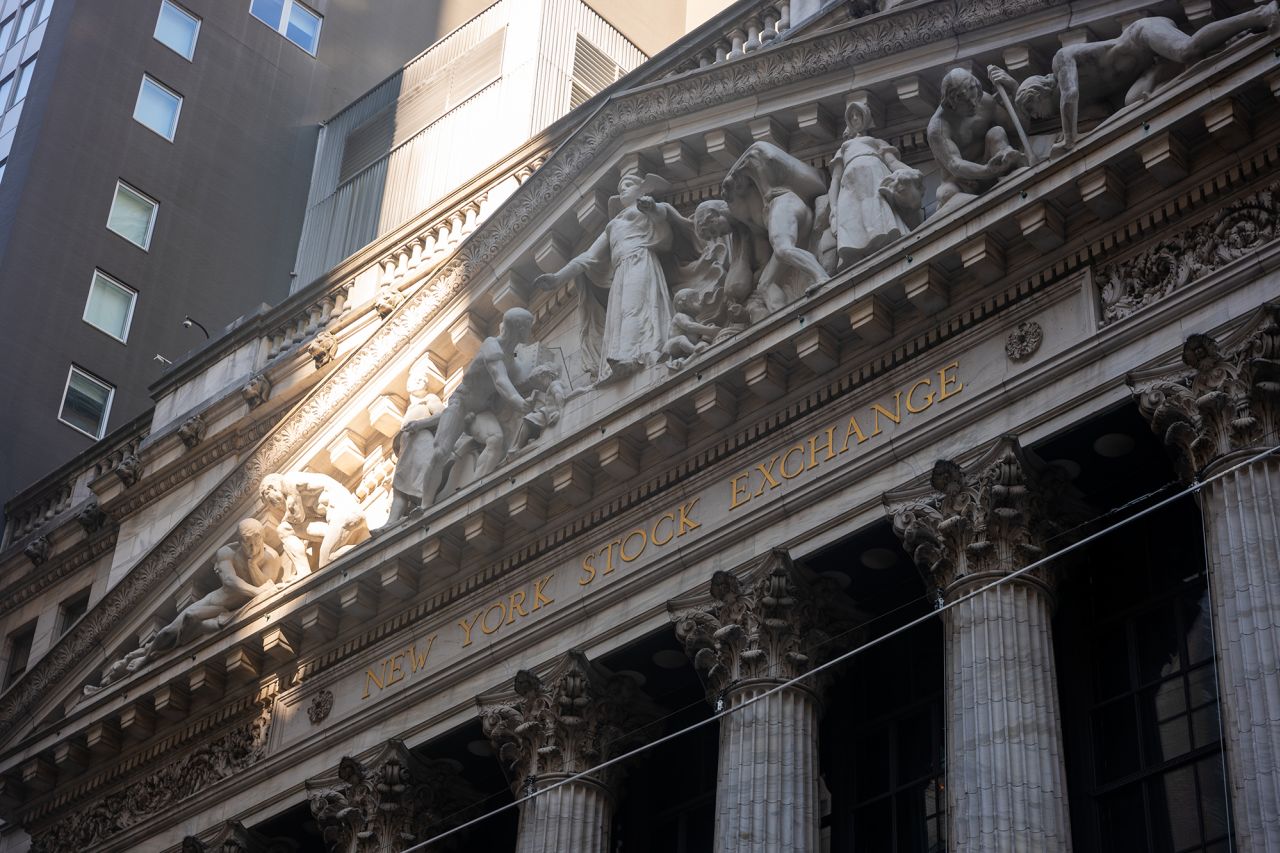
top-left (1129, 302), bottom-right (1280, 481)
top-left (305, 740), bottom-right (477, 853)
top-left (885, 436), bottom-right (1084, 601)
top-left (668, 549), bottom-right (859, 703)
top-left (477, 650), bottom-right (659, 794)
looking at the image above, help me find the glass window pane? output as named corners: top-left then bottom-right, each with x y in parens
top-left (13, 57), bottom-right (35, 105)
top-left (107, 183), bottom-right (156, 248)
top-left (285, 2), bottom-right (320, 53)
top-left (0, 76), bottom-right (12, 111)
top-left (155, 1), bottom-right (198, 59)
top-left (249, 0), bottom-right (284, 29)
top-left (0, 16), bottom-right (15, 47)
top-left (12, 2), bottom-right (29, 38)
top-left (37, 0), bottom-right (51, 23)
top-left (84, 272), bottom-right (135, 340)
top-left (0, 160), bottom-right (7, 184)
top-left (60, 369), bottom-right (112, 437)
top-left (134, 76), bottom-right (181, 139)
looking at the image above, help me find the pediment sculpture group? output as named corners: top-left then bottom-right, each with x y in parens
top-left (84, 5), bottom-right (1276, 696)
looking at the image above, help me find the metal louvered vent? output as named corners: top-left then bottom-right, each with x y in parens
top-left (339, 29), bottom-right (507, 184)
top-left (569, 34), bottom-right (620, 110)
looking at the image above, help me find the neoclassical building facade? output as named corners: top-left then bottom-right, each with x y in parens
top-left (1, 0), bottom-right (1279, 851)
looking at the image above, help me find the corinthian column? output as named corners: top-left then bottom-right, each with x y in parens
top-left (886, 437), bottom-right (1081, 852)
top-left (669, 549), bottom-right (855, 853)
top-left (1131, 302), bottom-right (1280, 853)
top-left (305, 740), bottom-right (479, 853)
top-left (478, 650), bottom-right (659, 853)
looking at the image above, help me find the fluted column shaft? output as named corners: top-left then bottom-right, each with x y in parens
top-left (514, 774), bottom-right (613, 853)
top-left (714, 680), bottom-right (821, 853)
top-left (1201, 455), bottom-right (1280, 853)
top-left (945, 578), bottom-right (1071, 852)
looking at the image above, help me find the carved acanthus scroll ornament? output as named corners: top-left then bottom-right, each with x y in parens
top-left (306, 740), bottom-right (478, 853)
top-left (671, 549), bottom-right (856, 703)
top-left (479, 651), bottom-right (659, 794)
top-left (1099, 182), bottom-right (1278, 326)
top-left (887, 437), bottom-right (1084, 602)
top-left (30, 699), bottom-right (273, 852)
top-left (1130, 302), bottom-right (1280, 482)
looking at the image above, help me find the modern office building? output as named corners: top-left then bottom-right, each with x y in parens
top-left (1, 0), bottom-right (1278, 851)
top-left (0, 0), bottom-right (710, 520)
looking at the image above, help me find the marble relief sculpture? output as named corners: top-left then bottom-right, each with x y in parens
top-left (721, 141), bottom-right (830, 298)
top-left (927, 66), bottom-right (1027, 212)
top-left (385, 353), bottom-right (446, 526)
top-left (534, 173), bottom-right (698, 384)
top-left (84, 520), bottom-right (283, 694)
top-left (416, 307), bottom-right (536, 509)
top-left (1015, 3), bottom-right (1278, 157)
top-left (662, 288), bottom-right (723, 368)
top-left (260, 471), bottom-right (370, 574)
top-left (828, 100), bottom-right (924, 268)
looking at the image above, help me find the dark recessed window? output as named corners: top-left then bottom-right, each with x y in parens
top-left (58, 589), bottom-right (90, 636)
top-left (58, 365), bottom-right (113, 438)
top-left (4, 623), bottom-right (34, 688)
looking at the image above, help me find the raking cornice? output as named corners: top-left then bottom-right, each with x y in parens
top-left (0, 0), bottom-right (1062, 735)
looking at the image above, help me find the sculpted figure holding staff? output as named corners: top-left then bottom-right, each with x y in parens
top-left (927, 66), bottom-right (1027, 212)
top-left (1015, 3), bottom-right (1278, 156)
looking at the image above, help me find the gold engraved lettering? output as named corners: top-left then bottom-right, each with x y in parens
top-left (386, 653), bottom-right (406, 686)
top-left (729, 472), bottom-right (751, 510)
top-left (753, 456), bottom-right (781, 497)
top-left (620, 529), bottom-right (647, 562)
top-left (808, 427), bottom-right (837, 469)
top-left (458, 611), bottom-right (482, 647)
top-left (480, 601), bottom-right (507, 635)
top-left (677, 499), bottom-right (701, 536)
top-left (937, 361), bottom-right (963, 400)
top-left (601, 541), bottom-right (620, 575)
top-left (780, 444), bottom-right (805, 479)
top-left (579, 552), bottom-right (597, 586)
top-left (870, 391), bottom-right (903, 437)
top-left (507, 590), bottom-right (529, 623)
top-left (362, 660), bottom-right (388, 700)
top-left (652, 511), bottom-right (676, 546)
top-left (532, 574), bottom-right (555, 610)
top-left (409, 635), bottom-right (436, 673)
top-left (840, 414), bottom-right (869, 453)
top-left (906, 378), bottom-right (935, 413)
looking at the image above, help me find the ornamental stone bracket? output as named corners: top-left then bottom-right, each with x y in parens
top-left (1128, 300), bottom-right (1280, 482)
top-left (668, 548), bottom-right (862, 705)
top-left (177, 819), bottom-right (297, 853)
top-left (477, 650), bottom-right (660, 795)
top-left (884, 435), bottom-right (1088, 602)
top-left (305, 739), bottom-right (479, 853)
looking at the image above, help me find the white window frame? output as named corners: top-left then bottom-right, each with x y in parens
top-left (83, 270), bottom-right (137, 343)
top-left (249, 0), bottom-right (322, 55)
top-left (154, 0), bottom-right (199, 60)
top-left (133, 74), bottom-right (182, 141)
top-left (58, 365), bottom-right (114, 439)
top-left (106, 180), bottom-right (158, 250)
top-left (11, 55), bottom-right (35, 106)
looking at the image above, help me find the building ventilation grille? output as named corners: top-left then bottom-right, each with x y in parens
top-left (339, 28), bottom-right (507, 184)
top-left (569, 34), bottom-right (620, 110)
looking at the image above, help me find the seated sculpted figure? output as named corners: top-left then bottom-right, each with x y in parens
top-left (85, 519), bottom-right (281, 694)
top-left (416, 307), bottom-right (535, 510)
top-left (1015, 3), bottom-right (1278, 156)
top-left (722, 141), bottom-right (830, 297)
top-left (663, 288), bottom-right (722, 369)
top-left (828, 100), bottom-right (924, 268)
top-left (260, 471), bottom-right (370, 573)
top-left (927, 67), bottom-right (1027, 212)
